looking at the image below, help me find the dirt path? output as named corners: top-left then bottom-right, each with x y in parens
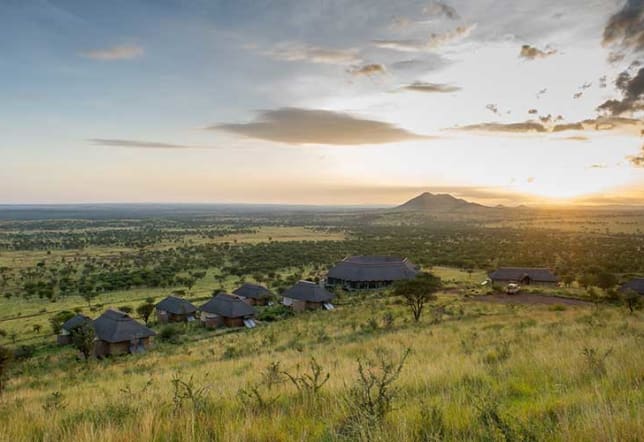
top-left (465, 293), bottom-right (592, 306)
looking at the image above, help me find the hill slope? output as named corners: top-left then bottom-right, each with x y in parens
top-left (395, 192), bottom-right (490, 212)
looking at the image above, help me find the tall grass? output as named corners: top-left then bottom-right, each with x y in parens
top-left (0, 295), bottom-right (642, 441)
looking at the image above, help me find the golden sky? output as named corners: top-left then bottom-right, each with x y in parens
top-left (1, 0), bottom-right (642, 206)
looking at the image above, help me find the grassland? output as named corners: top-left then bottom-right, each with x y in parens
top-left (0, 291), bottom-right (641, 441)
top-left (0, 210), bottom-right (642, 441)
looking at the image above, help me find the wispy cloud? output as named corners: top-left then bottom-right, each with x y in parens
top-left (261, 43), bottom-right (361, 65)
top-left (403, 82), bottom-right (460, 93)
top-left (89, 139), bottom-right (199, 149)
top-left (453, 116), bottom-right (643, 135)
top-left (212, 108), bottom-right (430, 145)
top-left (519, 44), bottom-right (557, 60)
top-left (373, 23), bottom-right (476, 52)
top-left (348, 63), bottom-right (386, 76)
top-left (80, 44), bottom-right (144, 61)
top-left (628, 144), bottom-right (644, 167)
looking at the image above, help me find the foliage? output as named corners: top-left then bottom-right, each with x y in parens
top-left (394, 273), bottom-right (442, 322)
top-left (620, 289), bottom-right (642, 314)
top-left (49, 310), bottom-right (76, 335)
top-left (282, 357), bottom-right (330, 395)
top-left (136, 301), bottom-right (155, 325)
top-left (71, 323), bottom-right (95, 360)
top-left (0, 345), bottom-right (12, 395)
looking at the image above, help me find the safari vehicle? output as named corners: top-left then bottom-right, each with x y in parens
top-left (505, 283), bottom-right (521, 294)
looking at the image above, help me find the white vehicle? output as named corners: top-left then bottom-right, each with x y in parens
top-left (505, 283), bottom-right (520, 294)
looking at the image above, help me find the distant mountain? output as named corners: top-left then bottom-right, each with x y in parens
top-left (395, 192), bottom-right (490, 212)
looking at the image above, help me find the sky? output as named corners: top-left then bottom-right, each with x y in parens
top-left (1, 0), bottom-right (643, 206)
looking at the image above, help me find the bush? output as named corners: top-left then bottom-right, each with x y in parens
top-left (13, 345), bottom-right (36, 361)
top-left (49, 310), bottom-right (76, 335)
top-left (256, 304), bottom-right (293, 322)
top-left (159, 325), bottom-right (181, 343)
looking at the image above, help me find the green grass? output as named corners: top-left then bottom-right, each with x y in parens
top-left (0, 290), bottom-right (642, 441)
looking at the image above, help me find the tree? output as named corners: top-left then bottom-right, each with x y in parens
top-left (49, 310), bottom-right (76, 335)
top-left (136, 302), bottom-right (155, 325)
top-left (595, 272), bottom-right (618, 292)
top-left (0, 345), bottom-right (12, 395)
top-left (620, 289), bottom-right (642, 314)
top-left (71, 323), bottom-right (95, 361)
top-left (393, 273), bottom-right (442, 322)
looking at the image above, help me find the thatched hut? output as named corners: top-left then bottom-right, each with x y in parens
top-left (232, 283), bottom-right (273, 306)
top-left (488, 267), bottom-right (558, 286)
top-left (282, 281), bottom-right (335, 312)
top-left (326, 256), bottom-right (419, 289)
top-left (200, 293), bottom-right (257, 328)
top-left (620, 278), bottom-right (644, 295)
top-left (93, 309), bottom-right (156, 357)
top-left (57, 314), bottom-right (92, 345)
top-left (155, 295), bottom-right (197, 323)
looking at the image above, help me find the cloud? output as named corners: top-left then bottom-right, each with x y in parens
top-left (262, 44), bottom-right (361, 65)
top-left (80, 44), bottom-right (143, 60)
top-left (348, 63), bottom-right (386, 76)
top-left (519, 44), bottom-right (557, 60)
top-left (373, 23), bottom-right (476, 52)
top-left (454, 116), bottom-right (643, 135)
top-left (458, 122), bottom-right (547, 133)
top-left (403, 82), bottom-right (460, 93)
top-left (89, 139), bottom-right (198, 149)
top-left (552, 123), bottom-right (584, 131)
top-left (602, 0), bottom-right (644, 54)
top-left (627, 145), bottom-right (644, 167)
top-left (423, 1), bottom-right (460, 20)
top-left (596, 67), bottom-right (644, 116)
top-left (212, 108), bottom-right (430, 145)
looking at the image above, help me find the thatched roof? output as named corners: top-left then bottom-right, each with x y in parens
top-left (61, 314), bottom-right (92, 332)
top-left (233, 283), bottom-right (273, 300)
top-left (155, 295), bottom-right (197, 315)
top-left (93, 309), bottom-right (156, 343)
top-left (489, 267), bottom-right (558, 283)
top-left (328, 256), bottom-right (419, 282)
top-left (283, 281), bottom-right (334, 302)
top-left (621, 278), bottom-right (644, 294)
top-left (200, 293), bottom-right (256, 318)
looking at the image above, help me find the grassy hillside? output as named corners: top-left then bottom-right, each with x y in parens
top-left (1, 290), bottom-right (641, 441)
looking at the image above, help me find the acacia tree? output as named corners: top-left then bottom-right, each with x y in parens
top-left (393, 273), bottom-right (442, 322)
top-left (136, 301), bottom-right (155, 325)
top-left (71, 323), bottom-right (95, 361)
top-left (620, 289), bottom-right (641, 314)
top-left (0, 345), bottom-right (12, 395)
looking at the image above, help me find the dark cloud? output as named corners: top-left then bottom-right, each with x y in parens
top-left (89, 139), bottom-right (198, 149)
top-left (423, 1), bottom-right (460, 20)
top-left (596, 67), bottom-right (644, 115)
top-left (348, 63), bottom-right (386, 76)
top-left (403, 82), bottom-right (460, 93)
top-left (212, 108), bottom-right (430, 145)
top-left (528, 109), bottom-right (538, 114)
top-left (602, 0), bottom-right (644, 53)
top-left (485, 104), bottom-right (499, 114)
top-left (519, 44), bottom-right (557, 60)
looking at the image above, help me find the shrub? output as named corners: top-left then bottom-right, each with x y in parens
top-left (118, 305), bottom-right (133, 314)
top-left (256, 304), bottom-right (293, 322)
top-left (49, 310), bottom-right (76, 335)
top-left (13, 345), bottom-right (36, 361)
top-left (159, 325), bottom-right (181, 343)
